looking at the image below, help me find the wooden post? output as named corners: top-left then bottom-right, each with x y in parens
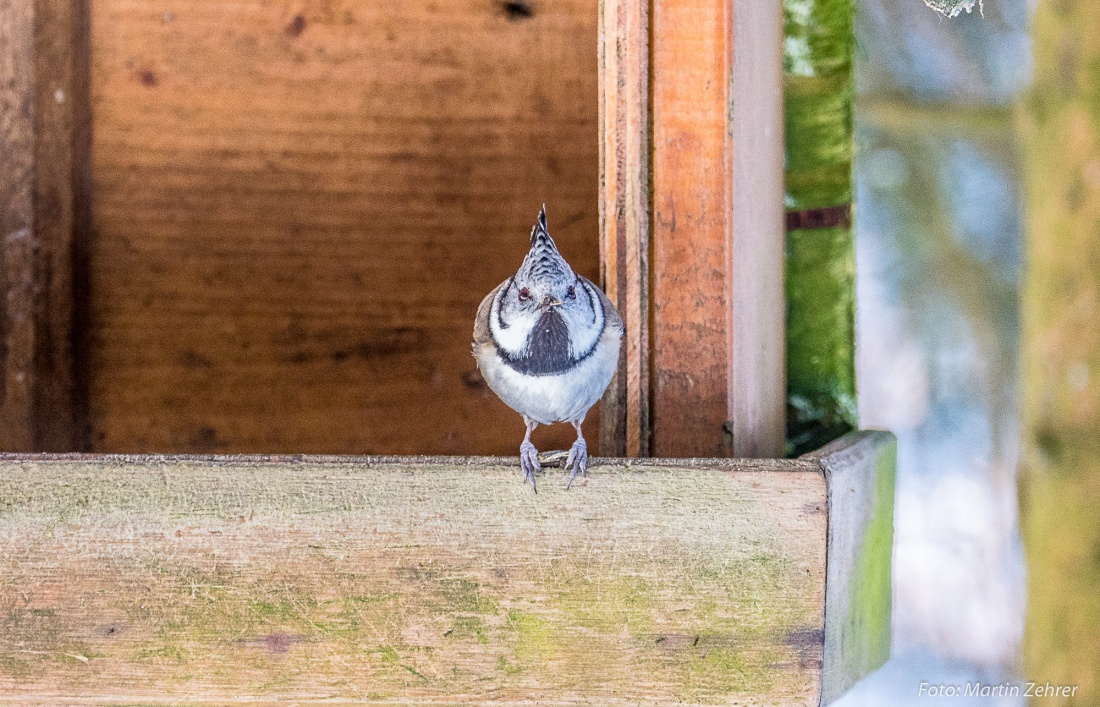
top-left (0, 0), bottom-right (88, 452)
top-left (599, 0), bottom-right (785, 458)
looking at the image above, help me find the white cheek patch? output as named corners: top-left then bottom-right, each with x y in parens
top-left (489, 286), bottom-right (536, 356)
top-left (563, 280), bottom-right (604, 358)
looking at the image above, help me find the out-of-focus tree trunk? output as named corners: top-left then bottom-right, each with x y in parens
top-left (1020, 0), bottom-right (1100, 699)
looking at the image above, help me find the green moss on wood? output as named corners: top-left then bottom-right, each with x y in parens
top-left (843, 438), bottom-right (895, 669)
top-left (0, 459), bottom-right (828, 703)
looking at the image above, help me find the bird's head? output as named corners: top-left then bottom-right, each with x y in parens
top-left (490, 206), bottom-right (603, 364)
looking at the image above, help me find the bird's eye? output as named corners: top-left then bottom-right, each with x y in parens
top-left (518, 287), bottom-right (530, 302)
top-left (567, 285), bottom-right (577, 299)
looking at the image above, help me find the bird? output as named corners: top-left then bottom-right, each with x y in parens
top-left (472, 206), bottom-right (623, 492)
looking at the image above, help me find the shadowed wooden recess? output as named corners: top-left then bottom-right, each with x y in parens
top-left (0, 431), bottom-right (894, 705)
top-left (87, 0), bottom-right (600, 455)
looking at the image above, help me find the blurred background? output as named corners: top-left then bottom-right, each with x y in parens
top-left (842, 0), bottom-right (1031, 703)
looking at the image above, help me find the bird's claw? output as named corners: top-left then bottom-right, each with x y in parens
top-left (520, 440), bottom-right (541, 493)
top-left (565, 438), bottom-right (588, 489)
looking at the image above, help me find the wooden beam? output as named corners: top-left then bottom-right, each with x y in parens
top-left (0, 430), bottom-right (894, 704)
top-left (0, 0), bottom-right (88, 452)
top-left (0, 0), bottom-right (37, 450)
top-left (598, 0), bottom-right (651, 457)
top-left (0, 453), bottom-right (830, 704)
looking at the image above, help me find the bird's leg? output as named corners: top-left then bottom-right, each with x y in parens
top-left (519, 419), bottom-right (541, 493)
top-left (565, 421), bottom-right (588, 489)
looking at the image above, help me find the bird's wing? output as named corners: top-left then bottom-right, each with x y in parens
top-left (472, 279), bottom-right (507, 353)
top-left (580, 276), bottom-right (624, 334)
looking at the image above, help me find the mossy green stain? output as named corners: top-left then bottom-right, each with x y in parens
top-left (506, 609), bottom-right (565, 667)
top-left (844, 439), bottom-right (896, 670)
top-left (550, 573), bottom-right (657, 634)
top-left (447, 615), bottom-right (489, 644)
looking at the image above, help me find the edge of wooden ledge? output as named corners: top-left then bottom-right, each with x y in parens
top-left (0, 451), bottom-right (819, 473)
top-left (804, 429), bottom-right (897, 706)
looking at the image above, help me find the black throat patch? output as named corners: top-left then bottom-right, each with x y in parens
top-left (501, 309), bottom-right (573, 376)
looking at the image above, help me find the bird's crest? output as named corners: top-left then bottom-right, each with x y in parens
top-left (518, 205), bottom-right (573, 285)
top-left (531, 205), bottom-right (552, 247)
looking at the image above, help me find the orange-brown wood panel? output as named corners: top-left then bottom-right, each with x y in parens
top-left (650, 0), bottom-right (733, 457)
top-left (88, 0), bottom-right (600, 454)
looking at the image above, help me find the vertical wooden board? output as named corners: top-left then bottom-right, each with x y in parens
top-left (88, 0), bottom-right (599, 455)
top-left (651, 0), bottom-right (733, 457)
top-left (0, 0), bottom-right (37, 450)
top-left (32, 0), bottom-right (88, 453)
top-left (0, 456), bottom-right (827, 705)
top-left (806, 431), bottom-right (895, 704)
top-left (0, 0), bottom-right (85, 452)
top-left (730, 0), bottom-right (785, 458)
top-left (598, 0), bottom-right (650, 457)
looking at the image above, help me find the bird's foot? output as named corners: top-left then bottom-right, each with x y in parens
top-left (520, 440), bottom-right (541, 493)
top-left (565, 437), bottom-right (588, 489)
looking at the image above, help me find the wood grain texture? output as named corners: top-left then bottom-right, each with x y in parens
top-left (601, 0), bottom-right (786, 458)
top-left (0, 0), bottom-right (86, 452)
top-left (730, 0), bottom-right (785, 458)
top-left (651, 0), bottom-right (733, 457)
top-left (805, 431), bottom-right (895, 703)
top-left (598, 0), bottom-right (651, 457)
top-left (0, 0), bottom-right (37, 450)
top-left (88, 0), bottom-right (600, 455)
top-left (0, 454), bottom-right (828, 705)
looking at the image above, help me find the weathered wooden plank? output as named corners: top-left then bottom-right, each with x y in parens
top-left (0, 0), bottom-right (86, 452)
top-left (651, 0), bottom-right (734, 457)
top-left (805, 431), bottom-right (895, 704)
top-left (87, 0), bottom-right (599, 455)
top-left (0, 455), bottom-right (828, 705)
top-left (598, 0), bottom-right (651, 457)
top-left (730, 0), bottom-right (785, 458)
